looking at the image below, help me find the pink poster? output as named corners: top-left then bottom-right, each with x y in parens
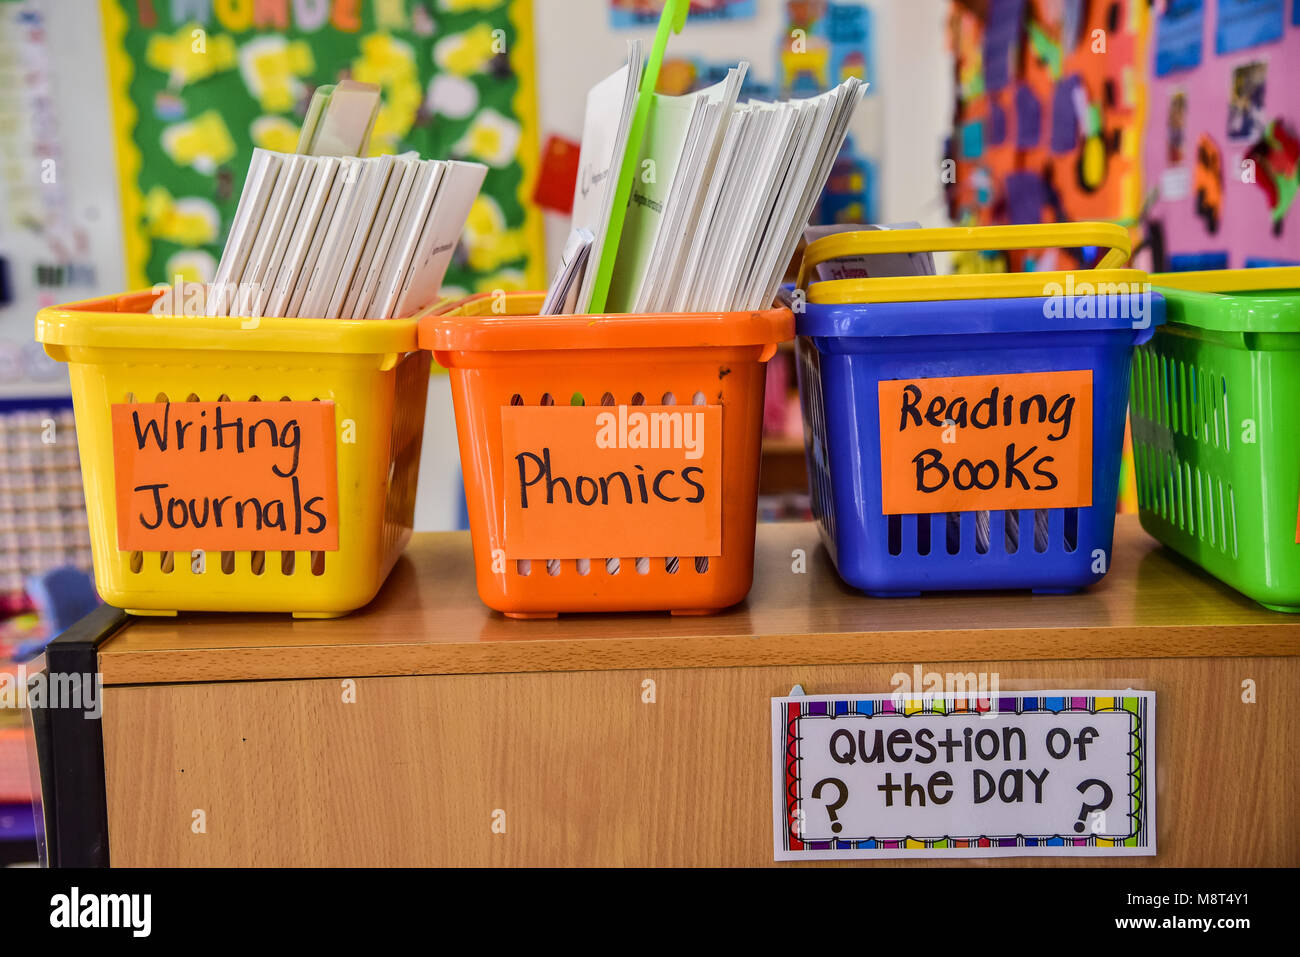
top-left (1144, 1), bottom-right (1300, 268)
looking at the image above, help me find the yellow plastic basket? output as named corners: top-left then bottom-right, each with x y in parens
top-left (35, 290), bottom-right (430, 618)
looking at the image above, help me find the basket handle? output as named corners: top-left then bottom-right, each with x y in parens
top-left (797, 222), bottom-right (1132, 291)
top-left (1151, 266), bottom-right (1300, 294)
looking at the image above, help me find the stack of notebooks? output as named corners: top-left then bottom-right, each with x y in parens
top-left (547, 42), bottom-right (867, 317)
top-left (206, 148), bottom-right (486, 320)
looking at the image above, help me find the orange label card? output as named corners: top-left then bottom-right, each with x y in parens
top-left (877, 370), bottom-right (1093, 515)
top-left (500, 405), bottom-right (722, 559)
top-left (111, 401), bottom-right (339, 551)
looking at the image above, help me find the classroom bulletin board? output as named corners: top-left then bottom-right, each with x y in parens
top-left (946, 0), bottom-right (1149, 269)
top-left (1143, 0), bottom-right (1299, 269)
top-left (100, 0), bottom-right (545, 297)
top-left (649, 1), bottom-right (881, 227)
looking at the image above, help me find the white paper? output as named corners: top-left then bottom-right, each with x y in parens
top-left (231, 153), bottom-right (309, 317)
top-left (250, 155), bottom-right (322, 317)
top-left (298, 156), bottom-right (390, 318)
top-left (207, 148), bottom-right (282, 316)
top-left (264, 155), bottom-right (339, 318)
top-left (285, 156), bottom-right (349, 318)
top-left (570, 41), bottom-right (644, 314)
top-left (739, 91), bottom-right (837, 307)
top-left (648, 76), bottom-right (865, 314)
top-left (730, 99), bottom-right (815, 308)
top-left (369, 160), bottom-right (446, 319)
top-left (323, 154), bottom-right (399, 319)
top-left (803, 221), bottom-right (938, 282)
top-left (346, 156), bottom-right (422, 319)
top-left (541, 227), bottom-right (595, 315)
top-left (686, 104), bottom-right (769, 311)
top-left (754, 79), bottom-right (867, 308)
top-left (710, 102), bottom-right (803, 310)
top-left (643, 65), bottom-right (747, 313)
top-left (604, 92), bottom-right (703, 313)
top-left (668, 106), bottom-right (749, 313)
top-left (392, 160), bottom-right (487, 319)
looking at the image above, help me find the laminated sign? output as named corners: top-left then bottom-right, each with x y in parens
top-left (878, 370), bottom-right (1093, 514)
top-left (500, 404), bottom-right (722, 559)
top-left (772, 691), bottom-right (1156, 860)
top-left (111, 401), bottom-right (339, 551)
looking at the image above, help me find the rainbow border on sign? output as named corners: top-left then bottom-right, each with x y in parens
top-left (780, 694), bottom-right (1150, 854)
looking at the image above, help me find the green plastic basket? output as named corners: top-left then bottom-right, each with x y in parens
top-left (1130, 267), bottom-right (1300, 612)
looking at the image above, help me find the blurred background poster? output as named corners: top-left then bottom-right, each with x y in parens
top-left (100, 0), bottom-right (545, 297)
top-left (610, 0), bottom-right (758, 29)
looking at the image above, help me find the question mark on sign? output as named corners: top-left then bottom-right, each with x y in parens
top-left (1074, 779), bottom-right (1113, 833)
top-left (811, 778), bottom-right (849, 834)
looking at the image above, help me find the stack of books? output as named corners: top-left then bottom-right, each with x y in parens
top-left (548, 40), bottom-right (867, 316)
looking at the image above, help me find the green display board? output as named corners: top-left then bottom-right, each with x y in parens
top-left (101, 0), bottom-right (543, 298)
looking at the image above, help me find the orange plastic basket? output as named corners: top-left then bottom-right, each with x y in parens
top-left (421, 292), bottom-right (793, 618)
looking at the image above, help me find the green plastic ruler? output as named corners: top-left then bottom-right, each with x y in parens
top-left (585, 0), bottom-right (688, 314)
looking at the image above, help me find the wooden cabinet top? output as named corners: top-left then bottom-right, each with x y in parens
top-left (91, 516), bottom-right (1300, 685)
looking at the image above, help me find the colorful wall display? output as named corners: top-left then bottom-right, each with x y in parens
top-left (0, 1), bottom-right (115, 396)
top-left (945, 0), bottom-right (1149, 270)
top-left (777, 1), bottom-right (878, 226)
top-left (1144, 0), bottom-right (1299, 269)
top-left (776, 0), bottom-right (875, 97)
top-left (655, 55), bottom-right (775, 100)
top-left (626, 3), bottom-right (880, 227)
top-left (1154, 0), bottom-right (1205, 75)
top-left (100, 0), bottom-right (545, 298)
top-left (948, 0), bottom-right (1298, 270)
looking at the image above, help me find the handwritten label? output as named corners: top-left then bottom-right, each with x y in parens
top-left (877, 370), bottom-right (1093, 514)
top-left (500, 405), bottom-right (722, 559)
top-left (773, 691), bottom-right (1156, 860)
top-left (111, 401), bottom-right (339, 551)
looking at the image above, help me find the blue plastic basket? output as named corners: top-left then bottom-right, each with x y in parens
top-left (793, 224), bottom-right (1164, 597)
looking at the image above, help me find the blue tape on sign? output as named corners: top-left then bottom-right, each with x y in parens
top-left (1170, 251), bottom-right (1230, 271)
top-left (1154, 0), bottom-right (1205, 75)
top-left (1246, 257), bottom-right (1300, 268)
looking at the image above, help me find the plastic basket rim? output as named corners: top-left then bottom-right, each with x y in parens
top-left (422, 290), bottom-right (794, 354)
top-left (1152, 279), bottom-right (1300, 335)
top-left (35, 290), bottom-right (423, 356)
top-left (795, 292), bottom-right (1165, 340)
